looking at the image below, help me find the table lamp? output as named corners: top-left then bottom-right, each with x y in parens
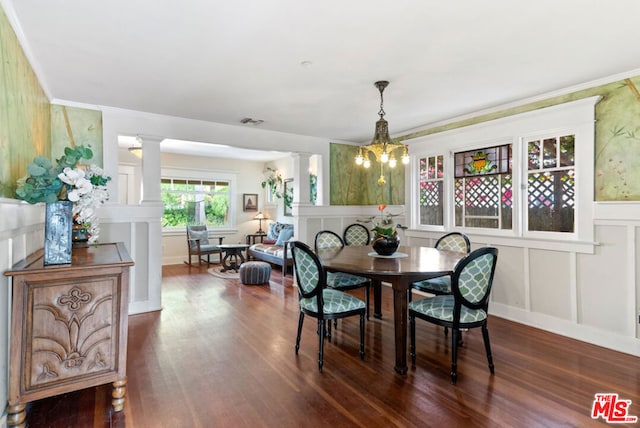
top-left (254, 212), bottom-right (267, 234)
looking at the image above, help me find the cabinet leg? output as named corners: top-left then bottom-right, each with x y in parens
top-left (7, 403), bottom-right (26, 428)
top-left (112, 377), bottom-right (127, 412)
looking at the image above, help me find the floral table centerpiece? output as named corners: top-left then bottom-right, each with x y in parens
top-left (15, 145), bottom-right (111, 264)
top-left (359, 204), bottom-right (406, 256)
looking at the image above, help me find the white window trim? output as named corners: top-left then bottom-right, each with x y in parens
top-left (161, 166), bottom-right (238, 232)
top-left (416, 154), bottom-right (446, 228)
top-left (408, 96), bottom-right (600, 253)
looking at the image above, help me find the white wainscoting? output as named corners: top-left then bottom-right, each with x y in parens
top-left (293, 203), bottom-right (640, 357)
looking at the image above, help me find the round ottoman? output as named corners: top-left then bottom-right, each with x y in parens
top-left (239, 261), bottom-right (271, 285)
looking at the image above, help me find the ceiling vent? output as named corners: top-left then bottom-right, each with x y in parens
top-left (240, 117), bottom-right (264, 125)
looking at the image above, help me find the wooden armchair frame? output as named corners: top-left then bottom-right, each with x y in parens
top-left (186, 225), bottom-right (224, 266)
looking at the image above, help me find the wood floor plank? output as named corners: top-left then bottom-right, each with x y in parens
top-left (23, 263), bottom-right (640, 427)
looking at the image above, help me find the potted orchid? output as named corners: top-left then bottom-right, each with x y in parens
top-left (358, 204), bottom-right (406, 256)
top-left (59, 163), bottom-right (111, 243)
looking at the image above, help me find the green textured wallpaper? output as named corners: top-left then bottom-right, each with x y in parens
top-left (0, 6), bottom-right (50, 198)
top-left (330, 143), bottom-right (405, 206)
top-left (594, 78), bottom-right (640, 200)
top-left (51, 104), bottom-right (103, 166)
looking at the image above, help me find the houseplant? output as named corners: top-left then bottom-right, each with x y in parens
top-left (260, 167), bottom-right (283, 201)
top-left (260, 167), bottom-right (293, 211)
top-left (359, 204), bottom-right (405, 255)
top-left (15, 145), bottom-right (111, 264)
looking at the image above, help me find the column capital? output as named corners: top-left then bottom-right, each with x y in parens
top-left (136, 134), bottom-right (164, 144)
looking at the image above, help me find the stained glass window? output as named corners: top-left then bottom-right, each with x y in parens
top-left (454, 145), bottom-right (512, 229)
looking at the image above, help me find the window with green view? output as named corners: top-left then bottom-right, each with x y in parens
top-left (161, 178), bottom-right (230, 228)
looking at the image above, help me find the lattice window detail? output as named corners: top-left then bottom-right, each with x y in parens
top-left (528, 172), bottom-right (575, 208)
top-left (419, 155), bottom-right (444, 226)
top-left (420, 182), bottom-right (440, 206)
top-left (465, 176), bottom-right (499, 208)
top-left (501, 175), bottom-right (513, 208)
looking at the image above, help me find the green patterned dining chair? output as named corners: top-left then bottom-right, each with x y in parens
top-left (409, 232), bottom-right (471, 300)
top-left (343, 223), bottom-right (371, 246)
top-left (315, 230), bottom-right (371, 321)
top-left (409, 246), bottom-right (498, 384)
top-left (290, 241), bottom-right (366, 372)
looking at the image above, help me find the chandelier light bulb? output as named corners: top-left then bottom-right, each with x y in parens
top-left (402, 153), bottom-right (410, 165)
top-left (363, 159), bottom-right (371, 168)
top-left (389, 157), bottom-right (397, 168)
top-left (380, 151), bottom-right (389, 163)
top-left (355, 154), bottom-right (364, 165)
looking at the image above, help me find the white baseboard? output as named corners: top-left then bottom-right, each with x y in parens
top-left (491, 302), bottom-right (640, 357)
top-left (129, 300), bottom-right (162, 315)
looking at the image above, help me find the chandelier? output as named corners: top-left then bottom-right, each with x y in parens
top-left (355, 80), bottom-right (409, 185)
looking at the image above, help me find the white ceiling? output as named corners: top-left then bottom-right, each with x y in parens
top-left (5, 0), bottom-right (640, 145)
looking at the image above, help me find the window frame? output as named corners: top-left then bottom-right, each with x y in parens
top-left (417, 154), bottom-right (446, 228)
top-left (521, 130), bottom-right (577, 239)
top-left (160, 167), bottom-right (237, 233)
top-left (409, 97), bottom-right (599, 252)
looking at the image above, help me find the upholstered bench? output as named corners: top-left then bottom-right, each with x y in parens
top-left (239, 261), bottom-right (271, 285)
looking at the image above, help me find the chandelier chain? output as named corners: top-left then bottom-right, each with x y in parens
top-left (378, 90), bottom-right (386, 118)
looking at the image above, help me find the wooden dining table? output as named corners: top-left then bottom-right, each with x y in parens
top-left (316, 245), bottom-right (465, 374)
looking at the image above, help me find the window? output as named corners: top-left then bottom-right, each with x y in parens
top-left (418, 155), bottom-right (444, 226)
top-left (410, 97), bottom-right (598, 248)
top-left (454, 144), bottom-right (512, 230)
top-left (526, 134), bottom-right (575, 233)
top-left (161, 178), bottom-right (230, 228)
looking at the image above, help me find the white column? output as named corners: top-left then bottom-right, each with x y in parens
top-left (292, 152), bottom-right (312, 207)
top-left (138, 135), bottom-right (163, 204)
top-left (291, 152), bottom-right (312, 243)
top-left (134, 134), bottom-right (163, 311)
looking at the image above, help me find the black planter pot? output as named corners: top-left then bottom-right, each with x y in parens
top-left (371, 234), bottom-right (400, 256)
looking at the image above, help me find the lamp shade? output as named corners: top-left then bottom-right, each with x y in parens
top-left (254, 212), bottom-right (267, 234)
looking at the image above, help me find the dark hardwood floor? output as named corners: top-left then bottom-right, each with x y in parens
top-left (24, 263), bottom-right (640, 427)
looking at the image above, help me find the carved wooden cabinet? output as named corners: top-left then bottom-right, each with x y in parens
top-left (3, 242), bottom-right (134, 427)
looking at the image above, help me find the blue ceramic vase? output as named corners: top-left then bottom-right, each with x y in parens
top-left (44, 200), bottom-right (73, 265)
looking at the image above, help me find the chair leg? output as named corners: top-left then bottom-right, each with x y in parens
top-left (359, 314), bottom-right (365, 360)
top-left (295, 312), bottom-right (304, 354)
top-left (408, 288), bottom-right (413, 302)
top-left (409, 314), bottom-right (416, 366)
top-left (451, 327), bottom-right (459, 384)
top-left (365, 284), bottom-right (370, 320)
top-left (318, 319), bottom-right (325, 372)
top-left (481, 324), bottom-right (495, 374)
top-left (327, 319), bottom-right (332, 339)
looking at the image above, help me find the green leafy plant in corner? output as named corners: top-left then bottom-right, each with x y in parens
top-left (261, 167), bottom-right (284, 200)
